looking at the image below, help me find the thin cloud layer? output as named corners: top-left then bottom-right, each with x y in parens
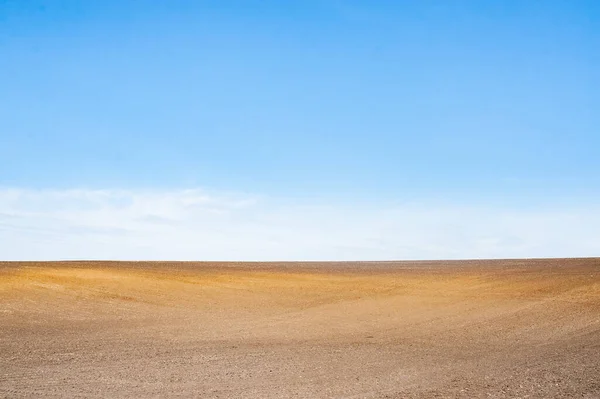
top-left (0, 188), bottom-right (598, 261)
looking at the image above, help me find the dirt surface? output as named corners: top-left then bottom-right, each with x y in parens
top-left (1, 258), bottom-right (599, 398)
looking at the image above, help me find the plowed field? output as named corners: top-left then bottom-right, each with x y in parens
top-left (1, 258), bottom-right (599, 398)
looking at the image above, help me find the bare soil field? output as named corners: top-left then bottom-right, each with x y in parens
top-left (1, 258), bottom-right (599, 398)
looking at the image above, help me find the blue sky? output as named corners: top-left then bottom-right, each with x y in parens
top-left (1, 1), bottom-right (599, 260)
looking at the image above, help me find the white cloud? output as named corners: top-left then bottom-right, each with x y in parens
top-left (0, 187), bottom-right (598, 261)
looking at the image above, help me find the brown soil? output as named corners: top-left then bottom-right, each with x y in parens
top-left (1, 258), bottom-right (599, 398)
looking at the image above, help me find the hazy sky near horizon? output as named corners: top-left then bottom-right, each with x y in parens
top-left (1, 1), bottom-right (599, 260)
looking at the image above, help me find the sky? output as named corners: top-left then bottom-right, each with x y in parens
top-left (1, 1), bottom-right (599, 260)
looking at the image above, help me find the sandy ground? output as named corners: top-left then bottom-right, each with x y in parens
top-left (1, 258), bottom-right (599, 398)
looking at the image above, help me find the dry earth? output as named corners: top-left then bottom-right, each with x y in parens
top-left (1, 258), bottom-right (599, 398)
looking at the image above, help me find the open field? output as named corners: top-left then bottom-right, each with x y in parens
top-left (1, 258), bottom-right (599, 398)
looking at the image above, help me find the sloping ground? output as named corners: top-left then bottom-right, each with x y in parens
top-left (1, 259), bottom-right (599, 398)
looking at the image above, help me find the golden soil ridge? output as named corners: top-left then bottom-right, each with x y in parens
top-left (1, 258), bottom-right (599, 398)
